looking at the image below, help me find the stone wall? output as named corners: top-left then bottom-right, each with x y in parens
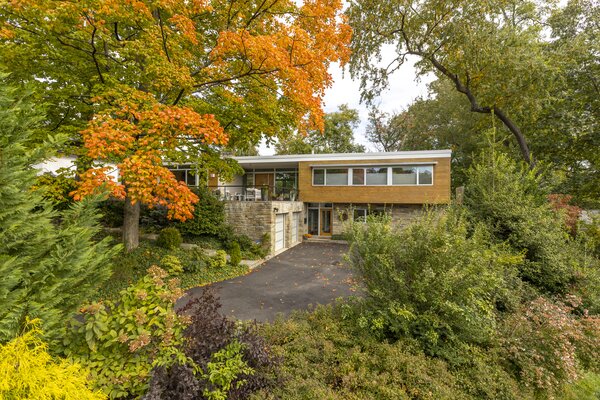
top-left (332, 203), bottom-right (425, 236)
top-left (224, 201), bottom-right (304, 254)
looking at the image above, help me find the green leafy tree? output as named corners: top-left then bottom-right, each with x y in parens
top-left (0, 80), bottom-right (119, 343)
top-left (276, 104), bottom-right (365, 154)
top-left (349, 0), bottom-right (569, 167)
top-left (366, 80), bottom-right (489, 187)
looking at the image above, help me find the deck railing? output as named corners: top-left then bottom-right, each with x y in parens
top-left (207, 185), bottom-right (299, 202)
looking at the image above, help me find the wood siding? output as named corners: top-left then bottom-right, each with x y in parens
top-left (298, 157), bottom-right (451, 204)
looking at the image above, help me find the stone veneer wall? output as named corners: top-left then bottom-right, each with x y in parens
top-left (332, 203), bottom-right (425, 236)
top-left (224, 201), bottom-right (304, 253)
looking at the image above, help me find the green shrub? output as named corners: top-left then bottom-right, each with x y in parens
top-left (160, 255), bottom-right (183, 275)
top-left (346, 210), bottom-right (522, 355)
top-left (464, 152), bottom-right (578, 295)
top-left (177, 186), bottom-right (227, 237)
top-left (203, 341), bottom-right (255, 400)
top-left (0, 319), bottom-right (106, 400)
top-left (64, 266), bottom-right (189, 398)
top-left (254, 302), bottom-right (529, 400)
top-left (156, 227), bottom-right (182, 250)
top-left (32, 172), bottom-right (77, 210)
top-left (229, 242), bottom-right (242, 266)
top-left (185, 247), bottom-right (209, 273)
top-left (208, 250), bottom-right (228, 269)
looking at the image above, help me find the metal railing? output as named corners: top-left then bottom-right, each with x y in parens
top-left (208, 185), bottom-right (299, 202)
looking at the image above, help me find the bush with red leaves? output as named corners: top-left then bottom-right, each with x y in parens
top-left (548, 194), bottom-right (581, 235)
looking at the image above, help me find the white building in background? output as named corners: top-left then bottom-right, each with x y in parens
top-left (33, 156), bottom-right (120, 182)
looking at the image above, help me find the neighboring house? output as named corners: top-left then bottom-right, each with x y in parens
top-left (196, 150), bottom-right (452, 254)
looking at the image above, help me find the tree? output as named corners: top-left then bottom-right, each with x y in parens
top-left (348, 0), bottom-right (564, 167)
top-left (0, 80), bottom-right (119, 343)
top-left (1, 0), bottom-right (351, 249)
top-left (276, 104), bottom-right (365, 154)
top-left (366, 79), bottom-right (489, 187)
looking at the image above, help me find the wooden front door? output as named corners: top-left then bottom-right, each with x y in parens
top-left (320, 209), bottom-right (332, 236)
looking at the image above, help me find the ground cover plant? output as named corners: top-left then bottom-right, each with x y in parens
top-left (90, 241), bottom-right (250, 303)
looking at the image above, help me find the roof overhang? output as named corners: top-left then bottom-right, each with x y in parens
top-left (232, 150), bottom-right (451, 169)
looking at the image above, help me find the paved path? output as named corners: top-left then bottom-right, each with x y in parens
top-left (179, 242), bottom-right (359, 322)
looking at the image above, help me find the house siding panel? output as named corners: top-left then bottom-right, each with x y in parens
top-left (298, 157), bottom-right (451, 204)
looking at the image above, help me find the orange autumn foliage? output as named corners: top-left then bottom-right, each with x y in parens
top-left (3, 0), bottom-right (351, 222)
top-left (72, 89), bottom-right (228, 221)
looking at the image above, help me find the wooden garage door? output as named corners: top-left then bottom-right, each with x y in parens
top-left (291, 212), bottom-right (300, 243)
top-left (275, 213), bottom-right (285, 251)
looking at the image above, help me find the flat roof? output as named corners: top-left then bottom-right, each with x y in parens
top-left (233, 150), bottom-right (451, 166)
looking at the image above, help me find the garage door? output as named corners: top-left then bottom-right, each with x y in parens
top-left (275, 214), bottom-right (285, 251)
top-left (291, 212), bottom-right (300, 243)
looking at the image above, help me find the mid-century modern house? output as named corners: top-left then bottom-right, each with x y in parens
top-left (36, 149), bottom-right (452, 254)
top-left (192, 149), bottom-right (452, 254)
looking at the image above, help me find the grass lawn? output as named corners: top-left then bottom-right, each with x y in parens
top-left (90, 240), bottom-right (250, 303)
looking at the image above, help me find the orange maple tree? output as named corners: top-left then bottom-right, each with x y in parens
top-left (1, 0), bottom-right (351, 249)
top-left (72, 88), bottom-right (228, 221)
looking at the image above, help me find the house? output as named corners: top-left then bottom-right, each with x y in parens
top-left (197, 150), bottom-right (452, 254)
top-left (37, 150), bottom-right (451, 254)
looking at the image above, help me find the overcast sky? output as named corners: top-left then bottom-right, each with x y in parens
top-left (259, 54), bottom-right (435, 155)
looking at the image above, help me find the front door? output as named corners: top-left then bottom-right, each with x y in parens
top-left (320, 209), bottom-right (332, 236)
top-left (308, 209), bottom-right (319, 235)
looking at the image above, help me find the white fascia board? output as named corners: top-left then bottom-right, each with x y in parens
top-left (232, 149), bottom-right (452, 164)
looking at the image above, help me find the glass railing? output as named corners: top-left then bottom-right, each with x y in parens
top-left (207, 185), bottom-right (299, 202)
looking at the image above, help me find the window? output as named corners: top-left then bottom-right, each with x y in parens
top-left (366, 167), bottom-right (387, 185)
top-left (392, 166), bottom-right (417, 185)
top-left (352, 168), bottom-right (365, 185)
top-left (186, 171), bottom-right (198, 186)
top-left (326, 169), bottom-right (348, 185)
top-left (418, 166), bottom-right (433, 184)
top-left (312, 165), bottom-right (434, 186)
top-left (353, 209), bottom-right (367, 222)
top-left (313, 169), bottom-right (325, 185)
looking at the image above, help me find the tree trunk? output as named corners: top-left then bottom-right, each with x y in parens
top-left (123, 196), bottom-right (140, 251)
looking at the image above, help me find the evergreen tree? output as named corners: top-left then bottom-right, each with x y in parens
top-left (0, 80), bottom-right (120, 343)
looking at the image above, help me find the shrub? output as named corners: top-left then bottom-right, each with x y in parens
top-left (64, 266), bottom-right (189, 398)
top-left (177, 186), bottom-right (226, 237)
top-left (32, 172), bottom-right (77, 210)
top-left (0, 81), bottom-right (119, 344)
top-left (0, 319), bottom-right (105, 400)
top-left (548, 194), bottom-right (582, 235)
top-left (185, 247), bottom-right (210, 273)
top-left (346, 210), bottom-right (522, 355)
top-left (464, 152), bottom-right (578, 295)
top-left (145, 289), bottom-right (278, 400)
top-left (203, 341), bottom-right (255, 400)
top-left (161, 255), bottom-right (183, 275)
top-left (208, 250), bottom-right (227, 269)
top-left (500, 295), bottom-right (600, 396)
top-left (156, 227), bottom-right (182, 250)
top-left (229, 242), bottom-right (242, 266)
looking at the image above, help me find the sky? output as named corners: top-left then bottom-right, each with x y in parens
top-left (259, 54), bottom-right (436, 155)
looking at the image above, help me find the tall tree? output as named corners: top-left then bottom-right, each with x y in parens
top-left (276, 104), bottom-right (365, 154)
top-left (348, 0), bottom-right (564, 167)
top-left (366, 80), bottom-right (489, 187)
top-left (0, 0), bottom-right (351, 249)
top-left (0, 80), bottom-right (119, 343)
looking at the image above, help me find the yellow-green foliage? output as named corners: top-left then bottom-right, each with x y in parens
top-left (0, 319), bottom-right (105, 400)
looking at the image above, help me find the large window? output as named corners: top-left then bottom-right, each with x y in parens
top-left (168, 165), bottom-right (198, 186)
top-left (366, 167), bottom-right (388, 185)
top-left (326, 169), bottom-right (348, 185)
top-left (392, 166), bottom-right (417, 185)
top-left (312, 165), bottom-right (434, 186)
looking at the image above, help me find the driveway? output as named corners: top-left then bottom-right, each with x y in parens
top-left (180, 242), bottom-right (359, 322)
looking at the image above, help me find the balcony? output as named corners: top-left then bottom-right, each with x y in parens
top-left (209, 185), bottom-right (299, 202)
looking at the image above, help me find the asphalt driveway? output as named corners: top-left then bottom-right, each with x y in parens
top-left (179, 242), bottom-right (359, 322)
